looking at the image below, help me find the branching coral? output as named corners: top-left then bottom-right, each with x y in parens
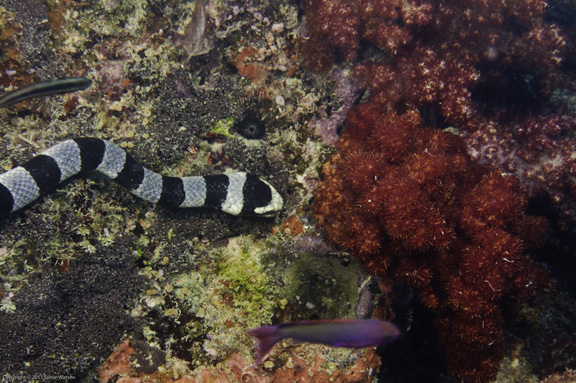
top-left (312, 101), bottom-right (550, 382)
top-left (300, 0), bottom-right (433, 70)
top-left (303, 0), bottom-right (576, 227)
top-left (304, 3), bottom-right (576, 377)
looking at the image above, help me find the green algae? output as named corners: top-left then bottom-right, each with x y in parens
top-left (213, 237), bottom-right (277, 318)
top-left (150, 231), bottom-right (369, 372)
top-left (211, 117), bottom-right (234, 138)
top-left (165, 236), bottom-right (279, 364)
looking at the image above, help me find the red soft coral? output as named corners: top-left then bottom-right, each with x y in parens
top-left (313, 101), bottom-right (550, 382)
top-left (304, 0), bottom-right (576, 227)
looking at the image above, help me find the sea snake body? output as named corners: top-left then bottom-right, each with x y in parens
top-left (0, 137), bottom-right (283, 218)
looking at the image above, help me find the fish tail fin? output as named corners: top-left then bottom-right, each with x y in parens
top-left (248, 325), bottom-right (283, 366)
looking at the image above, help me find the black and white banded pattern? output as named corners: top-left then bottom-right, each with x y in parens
top-left (0, 138), bottom-right (283, 218)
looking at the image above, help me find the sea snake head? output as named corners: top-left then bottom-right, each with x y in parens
top-left (255, 179), bottom-right (284, 217)
top-left (239, 175), bottom-right (284, 217)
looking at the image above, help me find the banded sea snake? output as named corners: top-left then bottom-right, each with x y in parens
top-left (0, 137), bottom-right (284, 218)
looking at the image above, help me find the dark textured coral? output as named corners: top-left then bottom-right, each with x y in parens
top-left (0, 240), bottom-right (143, 379)
top-left (303, 3), bottom-right (576, 377)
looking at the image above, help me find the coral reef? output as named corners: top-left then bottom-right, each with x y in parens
top-left (7, 0), bottom-right (575, 381)
top-left (106, 232), bottom-right (369, 381)
top-left (300, 0), bottom-right (432, 70)
top-left (98, 340), bottom-right (135, 383)
top-left (307, 69), bottom-right (361, 146)
top-left (302, 0), bottom-right (576, 227)
top-left (312, 101), bottom-right (551, 382)
top-left (0, 0), bottom-right (388, 381)
top-left (303, 1), bottom-right (576, 379)
top-left (98, 344), bottom-right (381, 383)
top-left (0, 0), bottom-right (359, 380)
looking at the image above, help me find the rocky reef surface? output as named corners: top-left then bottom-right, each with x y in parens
top-left (0, 1), bottom-right (575, 382)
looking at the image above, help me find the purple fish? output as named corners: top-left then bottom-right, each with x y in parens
top-left (248, 319), bottom-right (400, 365)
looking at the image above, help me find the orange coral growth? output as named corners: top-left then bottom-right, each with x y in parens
top-left (312, 100), bottom-right (550, 382)
top-left (102, 348), bottom-right (380, 383)
top-left (98, 340), bottom-right (135, 383)
top-left (266, 350), bottom-right (381, 383)
top-left (281, 214), bottom-right (304, 236)
top-left (234, 46), bottom-right (268, 84)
